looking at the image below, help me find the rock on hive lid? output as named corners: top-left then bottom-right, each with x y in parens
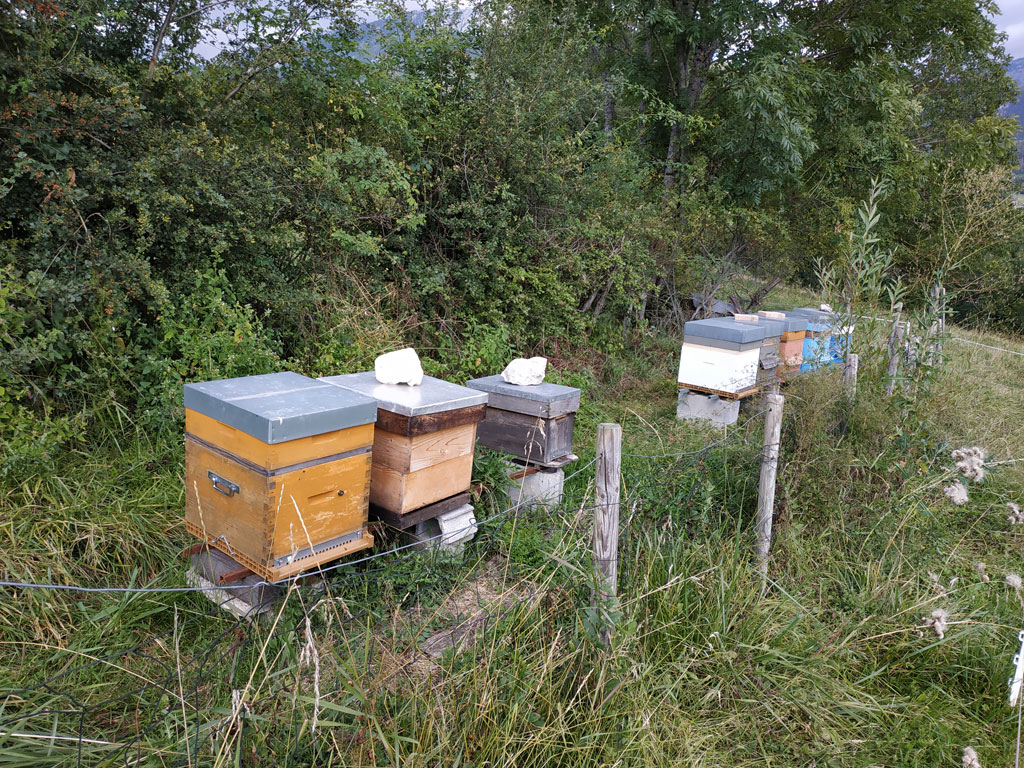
top-left (464, 375), bottom-right (581, 416)
top-left (319, 372), bottom-right (487, 417)
top-left (683, 318), bottom-right (767, 344)
top-left (184, 371), bottom-right (377, 444)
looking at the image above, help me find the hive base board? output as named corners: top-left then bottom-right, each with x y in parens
top-left (508, 453), bottom-right (578, 471)
top-left (186, 520), bottom-right (373, 582)
top-left (677, 382), bottom-right (760, 400)
top-left (370, 491), bottom-right (472, 531)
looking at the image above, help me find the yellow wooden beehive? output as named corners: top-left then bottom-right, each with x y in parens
top-left (184, 372), bottom-right (377, 581)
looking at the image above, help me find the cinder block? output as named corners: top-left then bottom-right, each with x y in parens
top-left (505, 461), bottom-right (565, 509)
top-left (676, 390), bottom-right (740, 426)
top-left (188, 548), bottom-right (284, 620)
top-left (410, 503), bottom-right (477, 554)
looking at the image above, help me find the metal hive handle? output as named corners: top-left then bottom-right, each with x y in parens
top-left (208, 471), bottom-right (239, 497)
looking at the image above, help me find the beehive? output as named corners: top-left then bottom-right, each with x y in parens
top-left (677, 318), bottom-right (766, 395)
top-left (736, 313), bottom-right (784, 383)
top-left (319, 373), bottom-right (487, 517)
top-left (791, 308), bottom-right (845, 367)
top-left (465, 376), bottom-right (581, 466)
top-left (761, 311), bottom-right (808, 371)
top-left (184, 372), bottom-right (377, 581)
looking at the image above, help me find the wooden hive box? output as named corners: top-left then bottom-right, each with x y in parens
top-left (788, 309), bottom-right (841, 370)
top-left (762, 311), bottom-right (808, 372)
top-left (677, 318), bottom-right (766, 395)
top-left (464, 375), bottom-right (581, 466)
top-left (319, 372), bottom-right (487, 517)
top-left (782, 310), bottom-right (832, 371)
top-left (184, 372), bottom-right (377, 581)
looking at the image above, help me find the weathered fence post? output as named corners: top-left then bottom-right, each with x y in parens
top-left (885, 302), bottom-right (904, 396)
top-left (593, 422), bottom-right (622, 647)
top-left (843, 353), bottom-right (859, 402)
top-left (756, 392), bottom-right (784, 577)
top-left (926, 282), bottom-right (946, 368)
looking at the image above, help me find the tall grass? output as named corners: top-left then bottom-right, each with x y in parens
top-left (3, 316), bottom-right (1024, 766)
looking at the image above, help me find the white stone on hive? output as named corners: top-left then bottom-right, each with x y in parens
top-left (374, 348), bottom-right (424, 386)
top-left (501, 356), bottom-right (547, 385)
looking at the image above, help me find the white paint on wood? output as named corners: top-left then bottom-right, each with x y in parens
top-left (678, 344), bottom-right (760, 393)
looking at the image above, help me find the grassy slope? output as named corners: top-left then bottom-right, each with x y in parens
top-left (2, 304), bottom-right (1024, 767)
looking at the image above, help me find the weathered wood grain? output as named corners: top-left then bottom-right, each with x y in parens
top-left (593, 423), bottom-right (621, 648)
top-left (375, 404), bottom-right (486, 437)
top-left (475, 408), bottom-right (574, 463)
top-left (372, 423), bottom-right (476, 473)
top-left (370, 452), bottom-right (474, 514)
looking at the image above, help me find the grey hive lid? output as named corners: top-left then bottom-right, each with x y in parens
top-left (749, 317), bottom-right (786, 337)
top-left (184, 371), bottom-right (377, 444)
top-left (764, 312), bottom-right (809, 333)
top-left (319, 372), bottom-right (488, 417)
top-left (465, 375), bottom-right (581, 405)
top-left (791, 307), bottom-right (835, 322)
top-left (782, 311), bottom-right (829, 333)
top-left (683, 318), bottom-right (766, 344)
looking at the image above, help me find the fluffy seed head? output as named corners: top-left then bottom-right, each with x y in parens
top-left (952, 446), bottom-right (986, 483)
top-left (1007, 573), bottom-right (1022, 591)
top-left (944, 481), bottom-right (969, 506)
top-left (963, 746), bottom-right (981, 768)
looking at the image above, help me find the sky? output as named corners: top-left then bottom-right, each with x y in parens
top-left (995, 3), bottom-right (1024, 59)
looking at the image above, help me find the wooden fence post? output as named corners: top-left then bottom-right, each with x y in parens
top-left (843, 353), bottom-right (859, 402)
top-left (885, 302), bottom-right (904, 396)
top-left (593, 422), bottom-right (622, 647)
top-left (756, 392), bottom-right (784, 577)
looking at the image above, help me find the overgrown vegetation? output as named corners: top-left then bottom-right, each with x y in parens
top-left (3, 0), bottom-right (1024, 764)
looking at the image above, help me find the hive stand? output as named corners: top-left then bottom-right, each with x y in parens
top-left (505, 461), bottom-right (565, 509)
top-left (465, 375), bottom-right (582, 509)
top-left (183, 372), bottom-right (377, 582)
top-left (320, 373), bottom-right (486, 548)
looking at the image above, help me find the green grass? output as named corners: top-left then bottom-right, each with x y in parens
top-left (2, 316), bottom-right (1024, 767)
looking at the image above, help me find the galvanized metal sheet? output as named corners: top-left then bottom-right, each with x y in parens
top-left (184, 372), bottom-right (377, 444)
top-left (683, 317), bottom-right (767, 344)
top-left (464, 375), bottom-right (582, 408)
top-left (319, 372), bottom-right (488, 417)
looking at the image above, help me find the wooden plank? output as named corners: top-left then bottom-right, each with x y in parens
top-left (370, 452), bottom-right (474, 514)
top-left (676, 382), bottom-right (760, 400)
top-left (375, 404), bottom-right (486, 438)
top-left (218, 565), bottom-right (254, 585)
top-left (369, 491), bottom-right (472, 531)
top-left (186, 409), bottom-right (374, 471)
top-left (479, 391), bottom-right (577, 419)
top-left (507, 453), bottom-right (579, 470)
top-left (475, 409), bottom-right (574, 464)
top-left (371, 423), bottom-right (476, 473)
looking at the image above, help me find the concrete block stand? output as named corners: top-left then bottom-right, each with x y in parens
top-left (676, 389), bottom-right (740, 427)
top-left (505, 461), bottom-right (565, 509)
top-left (409, 504), bottom-right (478, 554)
